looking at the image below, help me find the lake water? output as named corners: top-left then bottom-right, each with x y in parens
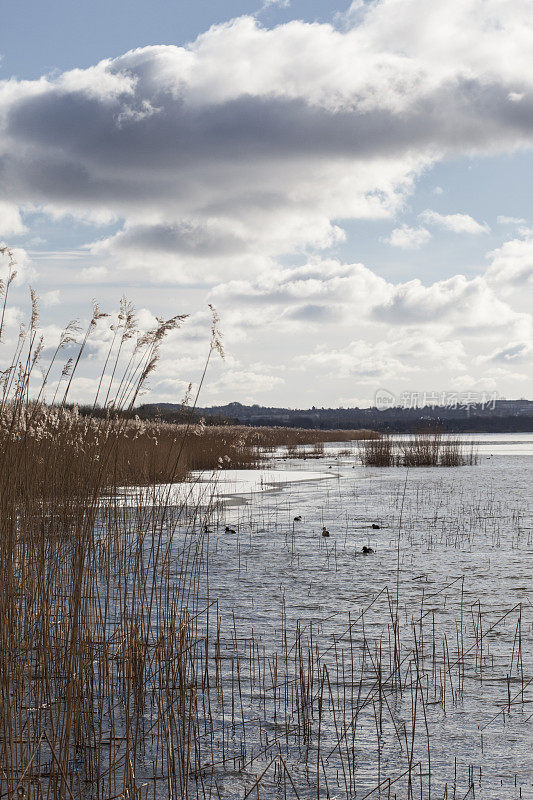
top-left (112, 433), bottom-right (532, 799)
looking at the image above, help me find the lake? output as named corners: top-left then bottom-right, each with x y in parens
top-left (110, 432), bottom-right (532, 799)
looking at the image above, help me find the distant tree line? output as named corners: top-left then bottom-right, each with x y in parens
top-left (133, 400), bottom-right (533, 433)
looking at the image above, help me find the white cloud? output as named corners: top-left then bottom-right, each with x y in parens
top-left (209, 260), bottom-right (391, 330)
top-left (151, 353), bottom-right (285, 404)
top-left (1, 1), bottom-right (533, 281)
top-left (207, 368), bottom-right (284, 401)
top-left (486, 237), bottom-right (533, 288)
top-left (0, 201), bottom-right (27, 237)
top-left (497, 215), bottom-right (527, 225)
top-left (260, 0), bottom-right (290, 8)
top-left (483, 341), bottom-right (533, 364)
top-left (296, 334), bottom-right (466, 381)
top-left (373, 273), bottom-right (529, 337)
top-left (385, 225), bottom-right (431, 249)
top-left (41, 289), bottom-right (61, 307)
top-left (78, 265), bottom-right (110, 282)
top-left (210, 256), bottom-right (530, 340)
top-left (419, 209), bottom-right (490, 234)
top-left (0, 245), bottom-right (35, 284)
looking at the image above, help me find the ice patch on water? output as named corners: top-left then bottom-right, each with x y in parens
top-left (115, 468), bottom-right (334, 507)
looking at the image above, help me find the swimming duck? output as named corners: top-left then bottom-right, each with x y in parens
top-left (322, 527), bottom-right (330, 538)
top-left (372, 523), bottom-right (380, 530)
top-left (225, 526), bottom-right (236, 534)
top-left (294, 515), bottom-right (302, 522)
top-left (362, 546), bottom-right (374, 554)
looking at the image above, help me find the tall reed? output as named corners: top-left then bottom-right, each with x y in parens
top-left (359, 427), bottom-right (478, 467)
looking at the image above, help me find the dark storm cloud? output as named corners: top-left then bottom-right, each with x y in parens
top-left (3, 77), bottom-right (533, 211)
top-left (101, 222), bottom-right (249, 257)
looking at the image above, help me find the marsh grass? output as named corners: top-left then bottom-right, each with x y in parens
top-left (0, 248), bottom-right (213, 798)
top-left (360, 428), bottom-right (478, 467)
top-left (359, 433), bottom-right (395, 466)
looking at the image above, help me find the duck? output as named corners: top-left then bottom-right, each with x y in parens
top-left (322, 527), bottom-right (330, 538)
top-left (371, 523), bottom-right (380, 530)
top-left (225, 526), bottom-right (236, 534)
top-left (361, 546), bottom-right (374, 554)
top-left (293, 515), bottom-right (302, 522)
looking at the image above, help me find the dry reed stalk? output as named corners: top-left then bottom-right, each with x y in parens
top-left (359, 427), bottom-right (478, 468)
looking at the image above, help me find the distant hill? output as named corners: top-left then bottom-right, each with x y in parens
top-left (137, 399), bottom-right (533, 433)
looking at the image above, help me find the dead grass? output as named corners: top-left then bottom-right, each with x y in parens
top-left (360, 428), bottom-right (478, 467)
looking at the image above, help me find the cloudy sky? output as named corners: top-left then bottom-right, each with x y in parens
top-left (1, 0), bottom-right (533, 408)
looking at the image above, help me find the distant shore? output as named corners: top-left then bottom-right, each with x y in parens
top-left (136, 399), bottom-right (533, 434)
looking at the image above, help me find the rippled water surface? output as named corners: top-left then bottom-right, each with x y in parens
top-left (111, 433), bottom-right (532, 799)
top-left (187, 434), bottom-right (533, 799)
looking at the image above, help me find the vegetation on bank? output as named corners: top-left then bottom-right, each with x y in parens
top-left (3, 405), bottom-right (382, 493)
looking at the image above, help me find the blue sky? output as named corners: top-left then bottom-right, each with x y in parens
top-left (1, 0), bottom-right (340, 79)
top-left (1, 0), bottom-right (532, 408)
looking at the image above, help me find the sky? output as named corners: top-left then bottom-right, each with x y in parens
top-left (1, 0), bottom-right (533, 409)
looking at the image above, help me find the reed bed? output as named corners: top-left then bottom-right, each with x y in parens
top-left (241, 426), bottom-right (379, 449)
top-left (105, 422), bottom-right (379, 482)
top-left (359, 434), bottom-right (396, 467)
top-left (360, 430), bottom-right (478, 467)
top-left (0, 414), bottom-right (379, 491)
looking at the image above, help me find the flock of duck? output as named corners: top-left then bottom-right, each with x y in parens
top-left (212, 518), bottom-right (379, 554)
top-left (319, 521), bottom-right (376, 553)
